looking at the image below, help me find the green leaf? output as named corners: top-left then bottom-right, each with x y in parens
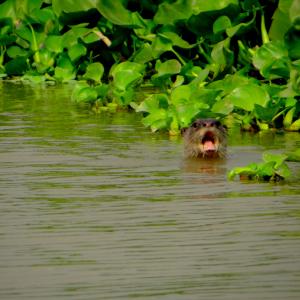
top-left (225, 83), bottom-right (270, 111)
top-left (72, 84), bottom-right (98, 103)
top-left (158, 31), bottom-right (194, 49)
top-left (83, 62), bottom-right (104, 83)
top-left (135, 94), bottom-right (169, 113)
top-left (213, 16), bottom-right (232, 34)
top-left (96, 0), bottom-right (132, 25)
top-left (211, 98), bottom-right (234, 115)
top-left (226, 11), bottom-right (256, 37)
top-left (111, 62), bottom-right (144, 91)
top-left (170, 85), bottom-right (192, 104)
top-left (269, 0), bottom-right (294, 40)
top-left (35, 48), bottom-right (55, 73)
top-left (283, 107), bottom-right (296, 128)
top-left (54, 54), bottom-right (75, 81)
top-left (7, 46), bottom-right (28, 58)
top-left (142, 109), bottom-right (170, 132)
top-left (132, 43), bottom-right (153, 64)
top-left (262, 152), bottom-right (288, 169)
top-left (94, 83), bottom-right (109, 98)
top-left (287, 118), bottom-right (300, 131)
top-left (45, 35), bottom-right (63, 53)
top-left (252, 41), bottom-right (290, 79)
top-left (211, 37), bottom-right (234, 72)
top-left (154, 0), bottom-right (193, 24)
top-left (152, 59), bottom-right (182, 86)
top-left (155, 59), bottom-right (182, 77)
top-left (52, 0), bottom-right (99, 15)
top-left (254, 103), bottom-right (281, 123)
top-left (68, 43), bottom-right (87, 62)
top-left (286, 149), bottom-right (300, 161)
top-left (151, 30), bottom-right (194, 59)
top-left (5, 57), bottom-right (28, 75)
top-left (54, 66), bottom-right (75, 82)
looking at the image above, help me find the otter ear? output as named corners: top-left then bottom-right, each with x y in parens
top-left (181, 127), bottom-right (188, 135)
top-left (222, 124), bottom-right (228, 131)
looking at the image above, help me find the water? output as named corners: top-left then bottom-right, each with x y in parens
top-left (0, 82), bottom-right (300, 299)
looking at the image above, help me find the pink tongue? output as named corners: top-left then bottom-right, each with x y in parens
top-left (203, 140), bottom-right (216, 151)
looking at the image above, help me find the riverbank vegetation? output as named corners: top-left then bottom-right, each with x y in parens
top-left (0, 0), bottom-right (299, 181)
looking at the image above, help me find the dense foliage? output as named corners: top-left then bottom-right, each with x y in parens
top-left (0, 0), bottom-right (300, 135)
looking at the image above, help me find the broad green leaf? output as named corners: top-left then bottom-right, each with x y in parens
top-left (80, 31), bottom-right (101, 44)
top-left (290, 0), bottom-right (300, 22)
top-left (113, 70), bottom-right (142, 91)
top-left (0, 0), bottom-right (43, 21)
top-left (252, 41), bottom-right (290, 79)
top-left (95, 84), bottom-right (109, 98)
top-left (0, 34), bottom-right (16, 47)
top-left (171, 85), bottom-right (192, 104)
top-left (155, 59), bottom-right (181, 76)
top-left (142, 109), bottom-right (169, 132)
top-left (54, 66), bottom-right (75, 82)
top-left (96, 0), bottom-right (132, 25)
top-left (208, 73), bottom-right (251, 97)
top-left (276, 162), bottom-right (291, 178)
top-left (211, 38), bottom-right (234, 72)
top-left (7, 45), bottom-right (27, 58)
top-left (263, 152), bottom-right (288, 169)
top-left (45, 35), bottom-right (63, 53)
top-left (72, 86), bottom-right (98, 103)
top-left (269, 0), bottom-right (295, 40)
top-left (132, 13), bottom-right (156, 40)
top-left (132, 43), bottom-right (153, 64)
top-left (211, 98), bottom-right (234, 115)
top-left (283, 107), bottom-right (296, 128)
top-left (226, 83), bottom-right (270, 111)
top-left (257, 161), bottom-right (276, 178)
top-left (192, 0), bottom-right (238, 14)
top-left (135, 94), bottom-right (169, 113)
top-left (151, 30), bottom-right (194, 58)
top-left (287, 118), bottom-right (300, 131)
top-left (158, 31), bottom-right (194, 49)
top-left (154, 0), bottom-right (193, 24)
top-left (35, 48), bottom-right (55, 73)
top-left (56, 52), bottom-right (73, 67)
top-left (5, 56), bottom-right (28, 75)
top-left (226, 12), bottom-right (256, 37)
top-left (213, 16), bottom-right (232, 34)
top-left (111, 61), bottom-right (145, 78)
top-left (286, 149), bottom-right (300, 161)
top-left (83, 62), bottom-right (104, 82)
top-left (68, 43), bottom-right (87, 62)
top-left (62, 27), bottom-right (90, 48)
top-left (16, 25), bottom-right (46, 51)
top-left (254, 103), bottom-right (281, 122)
top-left (52, 0), bottom-right (98, 15)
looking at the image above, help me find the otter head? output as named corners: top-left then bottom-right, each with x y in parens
top-left (182, 119), bottom-right (227, 159)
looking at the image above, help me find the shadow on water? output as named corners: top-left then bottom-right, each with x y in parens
top-left (0, 82), bottom-right (300, 300)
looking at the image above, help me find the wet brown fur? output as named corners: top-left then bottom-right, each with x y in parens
top-left (182, 119), bottom-right (227, 158)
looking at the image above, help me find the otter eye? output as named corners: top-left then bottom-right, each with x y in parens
top-left (215, 121), bottom-right (221, 127)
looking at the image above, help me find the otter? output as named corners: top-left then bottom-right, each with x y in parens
top-left (182, 119), bottom-right (227, 158)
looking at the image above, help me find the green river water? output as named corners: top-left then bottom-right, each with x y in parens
top-left (0, 82), bottom-right (300, 299)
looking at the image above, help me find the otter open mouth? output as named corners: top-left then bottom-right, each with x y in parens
top-left (201, 131), bottom-right (218, 152)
